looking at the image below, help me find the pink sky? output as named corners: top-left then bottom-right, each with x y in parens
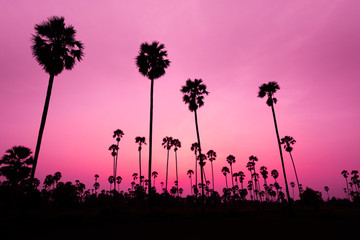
top-left (1, 0), bottom-right (359, 199)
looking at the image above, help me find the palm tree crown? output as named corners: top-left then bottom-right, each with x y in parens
top-left (136, 41), bottom-right (170, 80)
top-left (181, 79), bottom-right (209, 112)
top-left (113, 129), bottom-right (125, 142)
top-left (280, 136), bottom-right (296, 152)
top-left (257, 81), bottom-right (280, 106)
top-left (32, 16), bottom-right (84, 76)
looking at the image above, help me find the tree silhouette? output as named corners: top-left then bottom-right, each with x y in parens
top-left (109, 144), bottom-right (119, 191)
top-left (324, 186), bottom-right (330, 201)
top-left (162, 136), bottom-right (173, 191)
top-left (258, 82), bottom-right (291, 203)
top-left (136, 41), bottom-right (170, 197)
top-left (135, 136), bottom-right (146, 186)
top-left (30, 16), bottom-right (84, 180)
top-left (222, 166), bottom-right (230, 189)
top-left (116, 176), bottom-right (122, 192)
top-left (172, 138), bottom-right (181, 196)
top-left (181, 78), bottom-right (209, 209)
top-left (113, 129), bottom-right (124, 191)
top-left (281, 135), bottom-right (301, 198)
top-left (341, 170), bottom-right (350, 200)
top-left (207, 150), bottom-right (217, 191)
top-left (187, 169), bottom-right (194, 195)
top-left (226, 155), bottom-right (236, 189)
top-left (152, 171), bottom-right (158, 191)
top-left (0, 146), bottom-right (34, 187)
top-left (191, 142), bottom-right (200, 192)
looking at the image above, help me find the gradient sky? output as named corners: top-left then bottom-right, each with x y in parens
top-left (1, 0), bottom-right (359, 199)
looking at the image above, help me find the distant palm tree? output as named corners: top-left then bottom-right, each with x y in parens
top-left (191, 142), bottom-right (200, 191)
top-left (258, 81), bottom-right (291, 202)
top-left (135, 136), bottom-right (146, 186)
top-left (162, 136), bottom-right (173, 191)
top-left (94, 174), bottom-right (99, 183)
top-left (207, 150), bottom-right (217, 191)
top-left (30, 16), bottom-right (84, 180)
top-left (172, 138), bottom-right (181, 196)
top-left (152, 171), bottom-right (158, 191)
top-left (116, 176), bottom-right (122, 192)
top-left (53, 171), bottom-right (62, 187)
top-left (113, 129), bottom-right (124, 191)
top-left (181, 78), bottom-right (209, 206)
top-left (324, 186), bottom-right (330, 201)
top-left (271, 169), bottom-right (279, 184)
top-left (281, 135), bottom-right (301, 197)
top-left (108, 176), bottom-right (115, 191)
top-left (187, 169), bottom-right (194, 195)
top-left (238, 171), bottom-right (245, 190)
top-left (226, 155), bottom-right (236, 189)
top-left (222, 166), bottom-right (230, 189)
top-left (290, 182), bottom-right (295, 200)
top-left (341, 170), bottom-right (350, 200)
top-left (260, 166), bottom-right (268, 200)
top-left (109, 144), bottom-right (119, 191)
top-left (136, 41), bottom-right (170, 197)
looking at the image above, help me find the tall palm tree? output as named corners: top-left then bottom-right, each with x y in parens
top-left (226, 155), bottom-right (236, 189)
top-left (207, 150), bottom-right (217, 191)
top-left (136, 41), bottom-right (170, 197)
top-left (187, 169), bottom-right (194, 195)
top-left (258, 81), bottom-right (291, 202)
top-left (181, 78), bottom-right (209, 206)
top-left (222, 166), bottom-right (230, 189)
top-left (135, 136), bottom-right (146, 186)
top-left (172, 138), bottom-right (181, 196)
top-left (152, 171), bottom-right (158, 191)
top-left (162, 136), bottom-right (173, 191)
top-left (113, 129), bottom-right (124, 191)
top-left (30, 16), bottom-right (84, 180)
top-left (238, 171), bottom-right (245, 190)
top-left (281, 135), bottom-right (301, 197)
top-left (191, 142), bottom-right (200, 191)
top-left (341, 170), bottom-right (350, 200)
top-left (109, 144), bottom-right (119, 191)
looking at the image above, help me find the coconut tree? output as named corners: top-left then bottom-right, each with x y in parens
top-left (222, 166), bottom-right (230, 189)
top-left (271, 169), bottom-right (279, 183)
top-left (112, 129), bottom-right (124, 190)
top-left (281, 135), bottom-right (301, 197)
top-left (238, 171), bottom-right (245, 190)
top-left (116, 176), bottom-right (122, 192)
top-left (172, 138), bottom-right (181, 195)
top-left (290, 182), bottom-right (295, 200)
top-left (30, 16), bottom-right (84, 180)
top-left (187, 169), bottom-right (194, 195)
top-left (152, 171), bottom-right (158, 191)
top-left (258, 81), bottom-right (291, 202)
top-left (109, 144), bottom-right (119, 191)
top-left (207, 150), bottom-right (217, 191)
top-left (226, 155), bottom-right (236, 189)
top-left (108, 176), bottom-right (115, 191)
top-left (341, 170), bottom-right (350, 200)
top-left (181, 78), bottom-right (209, 206)
top-left (162, 136), bottom-right (173, 191)
top-left (135, 136), bottom-right (146, 186)
top-left (191, 142), bottom-right (200, 190)
top-left (260, 166), bottom-right (268, 200)
top-left (136, 41), bottom-right (170, 197)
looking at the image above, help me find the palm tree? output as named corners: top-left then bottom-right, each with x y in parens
top-left (226, 155), bottom-right (236, 189)
top-left (207, 150), bottom-right (217, 191)
top-left (191, 142), bottom-right (200, 191)
top-left (324, 186), bottom-right (330, 201)
top-left (162, 136), bottom-right (173, 191)
top-left (271, 169), bottom-right (279, 183)
top-left (135, 136), bottom-right (146, 186)
top-left (30, 16), bottom-right (84, 180)
top-left (238, 171), bottom-right (245, 190)
top-left (116, 176), bottom-right (122, 192)
top-left (258, 81), bottom-right (291, 202)
top-left (181, 78), bottom-right (209, 206)
top-left (341, 170), bottom-right (350, 200)
top-left (109, 144), bottom-right (119, 191)
top-left (290, 182), bottom-right (295, 200)
top-left (152, 171), bottom-right (158, 191)
top-left (112, 129), bottom-right (124, 191)
top-left (53, 171), bottom-right (62, 187)
top-left (172, 138), bottom-right (181, 196)
top-left (281, 136), bottom-right (301, 197)
top-left (136, 41), bottom-right (170, 197)
top-left (222, 166), bottom-right (230, 189)
top-left (187, 169), bottom-right (194, 195)
top-left (260, 166), bottom-right (268, 200)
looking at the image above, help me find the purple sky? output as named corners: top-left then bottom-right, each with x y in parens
top-left (1, 0), bottom-right (359, 199)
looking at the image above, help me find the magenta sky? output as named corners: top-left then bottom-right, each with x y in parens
top-left (1, 0), bottom-right (359, 199)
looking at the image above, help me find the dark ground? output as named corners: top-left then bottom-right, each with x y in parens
top-left (1, 206), bottom-right (359, 239)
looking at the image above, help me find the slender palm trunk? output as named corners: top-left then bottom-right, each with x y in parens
top-left (31, 74), bottom-right (55, 181)
top-left (148, 78), bottom-right (154, 197)
top-left (194, 154), bottom-right (198, 192)
top-left (289, 152), bottom-right (300, 198)
top-left (165, 149), bottom-right (170, 191)
top-left (230, 165), bottom-right (234, 189)
top-left (138, 148), bottom-right (142, 186)
top-left (194, 110), bottom-right (205, 210)
top-left (114, 141), bottom-right (119, 191)
top-left (211, 161), bottom-right (215, 191)
top-left (270, 101), bottom-right (291, 203)
top-left (175, 150), bottom-right (179, 197)
top-left (190, 176), bottom-right (193, 195)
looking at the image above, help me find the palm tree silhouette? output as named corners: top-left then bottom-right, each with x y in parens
top-left (181, 78), bottom-right (209, 207)
top-left (191, 142), bottom-right (200, 192)
top-left (109, 144), bottom-right (119, 191)
top-left (30, 16), bottom-right (84, 180)
top-left (116, 176), bottom-right (122, 192)
top-left (136, 41), bottom-right (170, 197)
top-left (226, 155), bottom-right (236, 189)
top-left (172, 138), bottom-right (181, 196)
top-left (152, 171), bottom-right (158, 191)
top-left (222, 166), bottom-right (230, 189)
top-left (187, 169), bottom-right (194, 195)
top-left (53, 171), bottom-right (62, 187)
top-left (108, 176), bottom-right (115, 191)
top-left (290, 182), bottom-right (295, 200)
top-left (113, 129), bottom-right (124, 191)
top-left (162, 136), bottom-right (173, 191)
top-left (341, 170), bottom-right (350, 200)
top-left (260, 166), bottom-right (268, 200)
top-left (281, 135), bottom-right (301, 198)
top-left (135, 136), bottom-right (146, 186)
top-left (238, 171), bottom-right (245, 190)
top-left (207, 150), bottom-right (217, 191)
top-left (258, 82), bottom-right (291, 202)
